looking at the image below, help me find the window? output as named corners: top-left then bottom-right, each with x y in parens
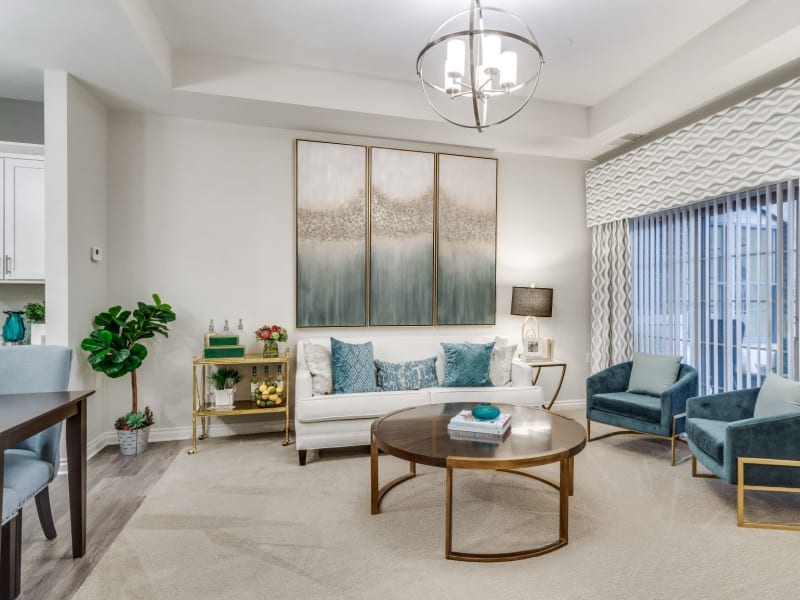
top-left (631, 180), bottom-right (799, 395)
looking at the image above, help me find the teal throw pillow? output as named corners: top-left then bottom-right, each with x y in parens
top-left (441, 342), bottom-right (495, 387)
top-left (627, 352), bottom-right (681, 396)
top-left (375, 357), bottom-right (438, 392)
top-left (753, 373), bottom-right (800, 418)
top-left (331, 338), bottom-right (377, 394)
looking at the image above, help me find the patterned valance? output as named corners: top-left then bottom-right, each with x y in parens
top-left (586, 76), bottom-right (800, 227)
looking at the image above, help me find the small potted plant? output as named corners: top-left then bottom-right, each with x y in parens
top-left (255, 324), bottom-right (288, 357)
top-left (80, 293), bottom-right (176, 455)
top-left (24, 301), bottom-right (45, 345)
top-left (209, 366), bottom-right (242, 407)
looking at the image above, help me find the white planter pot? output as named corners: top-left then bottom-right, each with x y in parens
top-left (30, 323), bottom-right (46, 345)
top-left (214, 388), bottom-right (234, 407)
top-left (117, 427), bottom-right (151, 456)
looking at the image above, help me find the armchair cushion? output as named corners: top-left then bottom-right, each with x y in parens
top-left (753, 373), bottom-right (800, 418)
top-left (591, 392), bottom-right (662, 422)
top-left (685, 418), bottom-right (727, 463)
top-left (627, 352), bottom-right (681, 396)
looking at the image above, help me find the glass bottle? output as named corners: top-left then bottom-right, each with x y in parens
top-left (275, 364), bottom-right (284, 398)
top-left (204, 319), bottom-right (215, 346)
top-left (263, 365), bottom-right (271, 388)
top-left (250, 366), bottom-right (259, 400)
top-left (223, 319), bottom-right (230, 334)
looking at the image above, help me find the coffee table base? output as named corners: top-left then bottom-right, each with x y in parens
top-left (371, 436), bottom-right (575, 562)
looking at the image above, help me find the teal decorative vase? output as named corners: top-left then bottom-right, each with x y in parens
top-left (2, 311), bottom-right (25, 343)
top-left (471, 403), bottom-right (500, 421)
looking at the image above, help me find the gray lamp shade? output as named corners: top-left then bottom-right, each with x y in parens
top-left (510, 286), bottom-right (553, 317)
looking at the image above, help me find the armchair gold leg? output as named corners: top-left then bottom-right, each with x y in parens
top-left (588, 417), bottom-right (689, 465)
top-left (737, 457), bottom-right (800, 531)
top-left (691, 455), bottom-right (718, 479)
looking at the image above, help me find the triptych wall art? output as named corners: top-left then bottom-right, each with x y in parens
top-left (295, 140), bottom-right (497, 328)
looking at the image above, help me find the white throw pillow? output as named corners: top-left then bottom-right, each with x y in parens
top-left (302, 341), bottom-right (333, 395)
top-left (490, 340), bottom-right (517, 387)
top-left (753, 373), bottom-right (800, 418)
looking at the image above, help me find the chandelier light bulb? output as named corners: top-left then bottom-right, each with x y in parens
top-left (499, 51), bottom-right (517, 89)
top-left (481, 34), bottom-right (501, 74)
top-left (445, 39), bottom-right (466, 78)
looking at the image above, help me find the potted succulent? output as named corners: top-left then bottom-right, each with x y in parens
top-left (80, 293), bottom-right (176, 455)
top-left (24, 301), bottom-right (45, 345)
top-left (208, 366), bottom-right (242, 407)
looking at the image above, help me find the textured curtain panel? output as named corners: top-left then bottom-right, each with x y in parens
top-left (590, 219), bottom-right (633, 373)
top-left (586, 77), bottom-right (800, 227)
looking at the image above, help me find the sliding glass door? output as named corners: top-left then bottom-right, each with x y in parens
top-left (631, 179), bottom-right (799, 395)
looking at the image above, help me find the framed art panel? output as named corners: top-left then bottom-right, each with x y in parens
top-left (436, 154), bottom-right (497, 325)
top-left (296, 140), bottom-right (367, 327)
top-left (369, 148), bottom-right (435, 326)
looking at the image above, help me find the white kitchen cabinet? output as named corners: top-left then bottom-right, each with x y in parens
top-left (2, 157), bottom-right (45, 281)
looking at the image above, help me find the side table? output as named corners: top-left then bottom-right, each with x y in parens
top-left (525, 359), bottom-right (567, 409)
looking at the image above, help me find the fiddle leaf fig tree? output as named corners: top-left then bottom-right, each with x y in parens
top-left (81, 293), bottom-right (176, 417)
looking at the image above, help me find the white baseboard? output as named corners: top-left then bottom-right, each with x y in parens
top-left (550, 398), bottom-right (586, 410)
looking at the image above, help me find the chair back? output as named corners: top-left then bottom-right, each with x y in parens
top-left (0, 346), bottom-right (72, 473)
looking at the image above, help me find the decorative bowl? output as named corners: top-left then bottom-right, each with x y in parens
top-left (471, 403), bottom-right (500, 421)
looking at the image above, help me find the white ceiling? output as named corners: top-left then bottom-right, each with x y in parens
top-left (2, 0), bottom-right (800, 159)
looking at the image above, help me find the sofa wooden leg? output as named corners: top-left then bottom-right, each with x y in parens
top-left (35, 487), bottom-right (57, 540)
top-left (298, 450), bottom-right (307, 466)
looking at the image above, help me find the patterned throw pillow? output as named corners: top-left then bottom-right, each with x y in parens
top-left (490, 344), bottom-right (517, 387)
top-left (441, 342), bottom-right (495, 387)
top-left (375, 357), bottom-right (438, 392)
top-left (331, 338), bottom-right (377, 394)
top-left (302, 341), bottom-right (333, 395)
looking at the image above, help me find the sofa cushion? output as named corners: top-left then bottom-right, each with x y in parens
top-left (753, 373), bottom-right (800, 418)
top-left (441, 342), bottom-right (494, 387)
top-left (302, 341), bottom-right (333, 395)
top-left (331, 338), bottom-right (377, 394)
top-left (627, 352), bottom-right (681, 396)
top-left (429, 385), bottom-right (544, 406)
top-left (592, 391), bottom-right (662, 422)
top-left (295, 389), bottom-right (428, 423)
top-left (375, 357), bottom-right (438, 392)
top-left (686, 418), bottom-right (728, 463)
top-left (490, 343), bottom-right (517, 387)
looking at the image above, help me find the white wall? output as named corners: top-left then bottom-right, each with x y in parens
top-left (44, 72), bottom-right (108, 446)
top-left (107, 112), bottom-right (591, 438)
top-left (0, 97), bottom-right (44, 145)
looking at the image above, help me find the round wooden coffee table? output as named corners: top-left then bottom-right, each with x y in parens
top-left (370, 402), bottom-right (586, 562)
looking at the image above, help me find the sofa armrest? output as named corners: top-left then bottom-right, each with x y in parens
top-left (686, 388), bottom-right (759, 422)
top-left (586, 362), bottom-right (633, 404)
top-left (661, 365), bottom-right (698, 417)
top-left (726, 412), bottom-right (800, 463)
top-left (295, 367), bottom-right (313, 401)
top-left (511, 359), bottom-right (533, 387)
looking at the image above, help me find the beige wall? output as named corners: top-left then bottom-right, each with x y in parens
top-left (105, 112), bottom-right (591, 438)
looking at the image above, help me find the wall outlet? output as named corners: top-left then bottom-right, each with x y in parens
top-left (90, 246), bottom-right (103, 262)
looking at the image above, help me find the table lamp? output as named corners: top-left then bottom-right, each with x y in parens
top-left (510, 285), bottom-right (553, 352)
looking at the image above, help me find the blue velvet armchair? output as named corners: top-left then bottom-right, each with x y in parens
top-left (0, 345), bottom-right (72, 596)
top-left (686, 387), bottom-right (800, 529)
top-left (586, 361), bottom-right (698, 465)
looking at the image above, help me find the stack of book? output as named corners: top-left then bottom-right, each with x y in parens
top-left (447, 410), bottom-right (512, 444)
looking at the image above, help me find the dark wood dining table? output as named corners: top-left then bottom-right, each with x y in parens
top-left (0, 390), bottom-right (94, 599)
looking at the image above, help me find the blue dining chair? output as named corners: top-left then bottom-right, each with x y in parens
top-left (0, 345), bottom-right (72, 598)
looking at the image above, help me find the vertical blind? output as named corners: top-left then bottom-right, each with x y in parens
top-left (631, 179), bottom-right (800, 395)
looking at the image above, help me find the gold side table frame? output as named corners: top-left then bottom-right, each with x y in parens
top-left (528, 360), bottom-right (567, 410)
top-left (188, 351), bottom-right (291, 455)
top-left (737, 457), bottom-right (800, 531)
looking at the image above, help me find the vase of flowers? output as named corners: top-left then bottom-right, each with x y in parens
top-left (255, 324), bottom-right (288, 357)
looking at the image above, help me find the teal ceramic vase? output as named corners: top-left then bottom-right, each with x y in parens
top-left (2, 310), bottom-right (25, 343)
top-left (471, 403), bottom-right (500, 421)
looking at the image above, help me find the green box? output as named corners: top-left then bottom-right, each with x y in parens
top-left (207, 335), bottom-right (240, 347)
top-left (203, 345), bottom-right (245, 359)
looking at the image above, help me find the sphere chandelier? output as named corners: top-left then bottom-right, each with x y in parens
top-left (416, 0), bottom-right (545, 132)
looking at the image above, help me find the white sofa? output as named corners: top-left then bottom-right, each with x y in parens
top-left (294, 336), bottom-right (544, 465)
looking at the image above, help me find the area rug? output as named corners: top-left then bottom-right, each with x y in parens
top-left (74, 411), bottom-right (800, 600)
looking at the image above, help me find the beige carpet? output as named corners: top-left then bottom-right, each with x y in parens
top-left (74, 410), bottom-right (800, 600)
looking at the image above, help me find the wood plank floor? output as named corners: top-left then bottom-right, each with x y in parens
top-left (17, 441), bottom-right (184, 600)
